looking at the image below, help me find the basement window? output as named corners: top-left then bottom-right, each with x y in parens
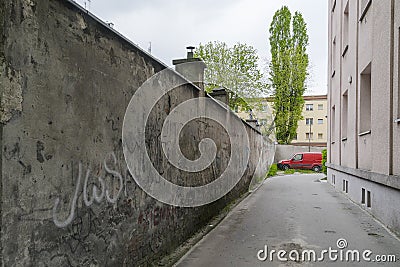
top-left (367, 190), bottom-right (371, 208)
top-left (361, 188), bottom-right (366, 204)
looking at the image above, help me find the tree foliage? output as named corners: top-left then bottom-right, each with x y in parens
top-left (194, 41), bottom-right (267, 110)
top-left (269, 6), bottom-right (309, 144)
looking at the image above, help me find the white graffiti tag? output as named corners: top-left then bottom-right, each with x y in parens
top-left (52, 152), bottom-right (124, 228)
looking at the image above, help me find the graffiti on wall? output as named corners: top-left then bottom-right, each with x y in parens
top-left (52, 152), bottom-right (124, 228)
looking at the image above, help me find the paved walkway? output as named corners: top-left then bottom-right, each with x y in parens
top-left (176, 174), bottom-right (400, 266)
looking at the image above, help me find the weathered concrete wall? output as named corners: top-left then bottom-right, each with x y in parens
top-left (274, 144), bottom-right (326, 163)
top-left (0, 0), bottom-right (274, 266)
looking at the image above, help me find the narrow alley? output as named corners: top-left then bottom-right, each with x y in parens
top-left (177, 174), bottom-right (400, 266)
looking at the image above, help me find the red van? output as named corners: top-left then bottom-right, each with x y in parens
top-left (277, 152), bottom-right (323, 172)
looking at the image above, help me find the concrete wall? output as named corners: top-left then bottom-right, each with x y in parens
top-left (274, 144), bottom-right (326, 163)
top-left (0, 0), bottom-right (274, 265)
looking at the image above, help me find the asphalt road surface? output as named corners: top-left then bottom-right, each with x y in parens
top-left (176, 174), bottom-right (400, 267)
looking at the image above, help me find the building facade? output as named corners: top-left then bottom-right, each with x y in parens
top-left (291, 95), bottom-right (328, 147)
top-left (237, 95), bottom-right (328, 147)
top-left (328, 0), bottom-right (400, 235)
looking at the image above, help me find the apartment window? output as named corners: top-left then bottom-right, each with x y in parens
top-left (318, 133), bottom-right (323, 139)
top-left (306, 132), bottom-right (314, 140)
top-left (293, 133), bottom-right (298, 140)
top-left (318, 104), bottom-right (324, 110)
top-left (332, 174), bottom-right (336, 185)
top-left (342, 1), bottom-right (349, 55)
top-left (331, 106), bottom-right (336, 142)
top-left (318, 119), bottom-right (324, 124)
top-left (360, 63), bottom-right (371, 133)
top-left (306, 104), bottom-right (314, 111)
top-left (342, 91), bottom-right (348, 138)
top-left (306, 118), bottom-right (314, 125)
top-left (360, 0), bottom-right (372, 21)
top-left (332, 36), bottom-right (336, 76)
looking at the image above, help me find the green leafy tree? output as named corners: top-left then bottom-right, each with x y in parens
top-left (195, 41), bottom-right (267, 110)
top-left (269, 6), bottom-right (309, 144)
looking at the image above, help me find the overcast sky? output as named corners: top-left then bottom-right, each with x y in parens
top-left (75, 0), bottom-right (328, 95)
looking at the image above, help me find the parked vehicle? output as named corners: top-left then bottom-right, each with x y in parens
top-left (277, 152), bottom-right (323, 172)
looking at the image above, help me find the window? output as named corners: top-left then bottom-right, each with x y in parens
top-left (360, 0), bottom-right (372, 21)
top-left (361, 188), bottom-right (366, 204)
top-left (332, 36), bottom-right (336, 76)
top-left (342, 91), bottom-right (348, 138)
top-left (293, 154), bottom-right (303, 161)
top-left (318, 104), bottom-right (324, 110)
top-left (306, 118), bottom-right (314, 125)
top-left (332, 174), bottom-right (336, 185)
top-left (318, 133), bottom-right (323, 139)
top-left (331, 106), bottom-right (336, 142)
top-left (306, 132), bottom-right (314, 140)
top-left (306, 104), bottom-right (314, 111)
top-left (360, 63), bottom-right (371, 133)
top-left (318, 119), bottom-right (324, 124)
top-left (342, 1), bottom-right (349, 55)
top-left (293, 133), bottom-right (298, 140)
top-left (367, 190), bottom-right (371, 207)
top-left (343, 180), bottom-right (348, 193)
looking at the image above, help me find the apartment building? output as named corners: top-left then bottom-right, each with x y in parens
top-left (291, 95), bottom-right (327, 147)
top-left (328, 0), bottom-right (400, 235)
top-left (237, 95), bottom-right (328, 147)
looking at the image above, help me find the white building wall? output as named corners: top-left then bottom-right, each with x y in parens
top-left (328, 0), bottom-right (400, 236)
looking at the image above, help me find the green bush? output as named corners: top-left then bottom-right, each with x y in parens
top-left (322, 149), bottom-right (327, 175)
top-left (267, 163), bottom-right (278, 177)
